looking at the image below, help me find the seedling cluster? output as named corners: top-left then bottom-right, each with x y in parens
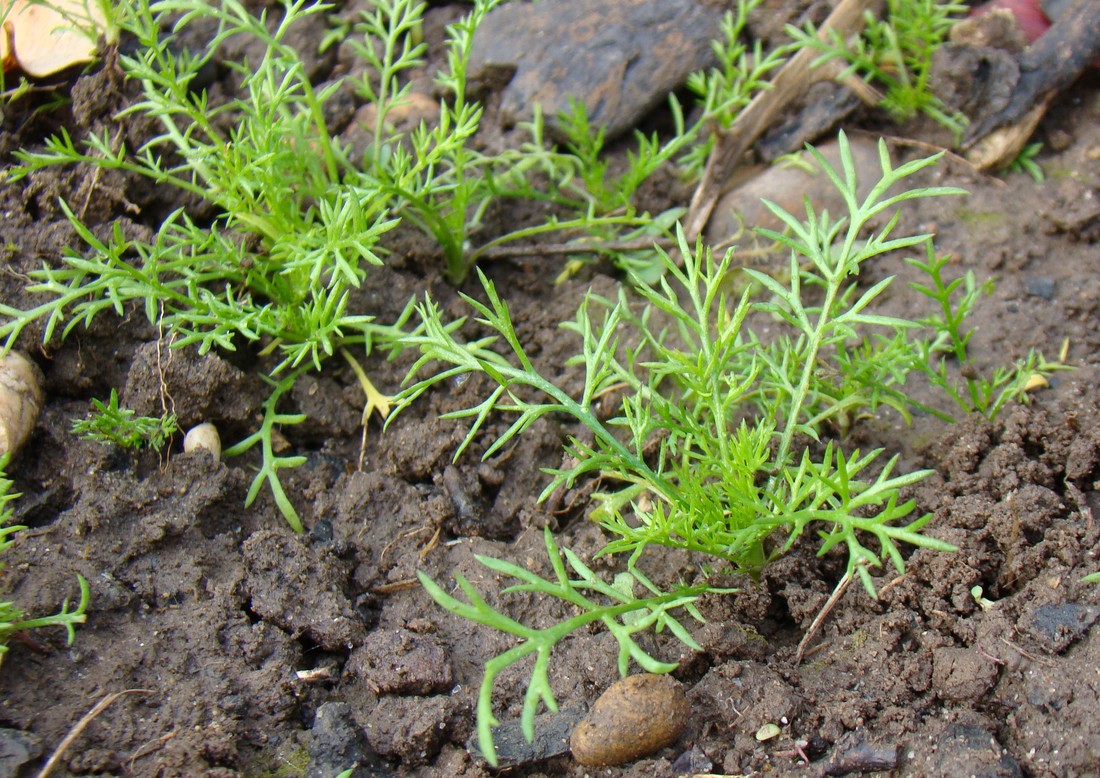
top-left (0, 0), bottom-right (1063, 763)
top-left (397, 136), bottom-right (993, 762)
top-left (71, 388), bottom-right (178, 451)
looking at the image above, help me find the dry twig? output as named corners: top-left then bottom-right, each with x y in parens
top-left (38, 689), bottom-right (153, 778)
top-left (795, 570), bottom-right (855, 665)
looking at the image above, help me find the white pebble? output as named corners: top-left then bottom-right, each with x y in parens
top-left (184, 422), bottom-right (221, 459)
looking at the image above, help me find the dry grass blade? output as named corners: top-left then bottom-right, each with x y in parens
top-left (37, 689), bottom-right (153, 778)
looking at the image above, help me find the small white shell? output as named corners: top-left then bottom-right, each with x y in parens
top-left (0, 351), bottom-right (45, 460)
top-left (183, 422), bottom-right (221, 460)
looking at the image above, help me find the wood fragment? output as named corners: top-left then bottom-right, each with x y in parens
top-left (821, 736), bottom-right (898, 776)
top-left (372, 579), bottom-right (420, 594)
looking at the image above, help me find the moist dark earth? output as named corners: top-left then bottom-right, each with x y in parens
top-left (1, 1), bottom-right (1099, 777)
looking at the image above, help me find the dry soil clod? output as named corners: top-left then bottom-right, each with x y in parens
top-left (0, 351), bottom-right (44, 460)
top-left (569, 673), bottom-right (690, 766)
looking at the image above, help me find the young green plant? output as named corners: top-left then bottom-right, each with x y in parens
top-left (71, 389), bottom-right (178, 451)
top-left (0, 0), bottom-right (423, 528)
top-left (0, 0), bottom-right (701, 530)
top-left (788, 0), bottom-right (967, 134)
top-left (683, 0), bottom-right (792, 172)
top-left (906, 243), bottom-right (1064, 421)
top-left (0, 457), bottom-right (88, 672)
top-left (419, 527), bottom-right (717, 764)
top-left (395, 134), bottom-right (966, 763)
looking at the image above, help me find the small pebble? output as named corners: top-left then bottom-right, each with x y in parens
top-left (183, 422), bottom-right (221, 459)
top-left (670, 744), bottom-right (712, 774)
top-left (570, 673), bottom-right (690, 766)
top-left (0, 351), bottom-right (44, 460)
top-left (1023, 276), bottom-right (1055, 300)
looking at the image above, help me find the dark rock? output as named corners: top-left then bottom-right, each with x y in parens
top-left (309, 519), bottom-right (334, 544)
top-left (468, 0), bottom-right (722, 140)
top-left (306, 702), bottom-right (390, 778)
top-left (347, 628), bottom-right (454, 695)
top-left (821, 731), bottom-right (898, 776)
top-left (1024, 276), bottom-right (1056, 299)
top-left (472, 705), bottom-right (584, 766)
top-left (930, 723), bottom-right (1023, 778)
top-left (671, 744), bottom-right (713, 775)
top-left (756, 81), bottom-right (862, 161)
top-left (1024, 602), bottom-right (1100, 653)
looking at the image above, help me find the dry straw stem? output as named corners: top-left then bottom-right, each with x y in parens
top-left (37, 689), bottom-right (153, 778)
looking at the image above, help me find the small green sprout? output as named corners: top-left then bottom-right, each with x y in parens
top-left (0, 457), bottom-right (89, 671)
top-left (1001, 142), bottom-right (1045, 182)
top-left (907, 243), bottom-right (1066, 421)
top-left (71, 389), bottom-right (178, 451)
top-left (788, 0), bottom-right (968, 134)
top-left (970, 585), bottom-right (997, 610)
top-left (756, 722), bottom-right (782, 741)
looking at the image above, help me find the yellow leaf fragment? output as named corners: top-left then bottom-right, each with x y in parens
top-left (1, 0), bottom-right (106, 78)
top-left (1023, 373), bottom-right (1049, 393)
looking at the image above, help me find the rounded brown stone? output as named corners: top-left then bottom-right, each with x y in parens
top-left (569, 673), bottom-right (690, 766)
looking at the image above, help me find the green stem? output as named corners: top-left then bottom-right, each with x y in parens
top-left (774, 280), bottom-right (841, 470)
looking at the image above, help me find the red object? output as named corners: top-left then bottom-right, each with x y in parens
top-left (970, 0), bottom-right (1051, 42)
top-left (970, 0), bottom-right (1100, 67)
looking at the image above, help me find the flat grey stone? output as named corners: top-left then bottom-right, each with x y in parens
top-left (469, 0), bottom-right (722, 140)
top-left (1024, 602), bottom-right (1100, 653)
top-left (306, 702), bottom-right (390, 778)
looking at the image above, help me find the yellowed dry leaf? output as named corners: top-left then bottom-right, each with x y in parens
top-left (1, 0), bottom-right (106, 78)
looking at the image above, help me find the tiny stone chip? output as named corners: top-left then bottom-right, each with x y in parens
top-left (569, 673), bottom-right (690, 766)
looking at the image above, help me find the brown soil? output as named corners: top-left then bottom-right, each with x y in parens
top-left (1, 5), bottom-right (1098, 778)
